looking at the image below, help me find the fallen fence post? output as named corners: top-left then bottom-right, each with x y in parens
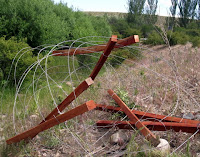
top-left (7, 100), bottom-right (97, 144)
top-left (96, 104), bottom-right (200, 125)
top-left (96, 120), bottom-right (200, 134)
top-left (53, 35), bottom-right (139, 56)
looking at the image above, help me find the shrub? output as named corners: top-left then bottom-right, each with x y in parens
top-left (108, 46), bottom-right (141, 67)
top-left (0, 0), bottom-right (112, 48)
top-left (185, 29), bottom-right (200, 37)
top-left (186, 21), bottom-right (199, 29)
top-left (143, 31), bottom-right (165, 45)
top-left (108, 49), bottom-right (129, 67)
top-left (175, 27), bottom-right (200, 37)
top-left (0, 36), bottom-right (36, 86)
top-left (76, 53), bottom-right (101, 71)
top-left (141, 25), bottom-right (155, 38)
top-left (116, 88), bottom-right (135, 108)
top-left (190, 36), bottom-right (200, 47)
top-left (108, 17), bottom-right (130, 37)
top-left (167, 31), bottom-right (189, 46)
top-left (124, 27), bottom-right (143, 38)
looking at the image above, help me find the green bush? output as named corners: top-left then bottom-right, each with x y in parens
top-left (186, 21), bottom-right (199, 29)
top-left (0, 0), bottom-right (71, 47)
top-left (190, 36), bottom-right (200, 47)
top-left (167, 31), bottom-right (189, 46)
top-left (74, 14), bottom-right (112, 67)
top-left (175, 27), bottom-right (200, 37)
top-left (116, 88), bottom-right (135, 108)
top-left (110, 88), bottom-right (135, 120)
top-left (0, 0), bottom-right (112, 48)
top-left (76, 53), bottom-right (101, 71)
top-left (185, 29), bottom-right (200, 37)
top-left (124, 27), bottom-right (143, 38)
top-left (143, 31), bottom-right (165, 45)
top-left (107, 17), bottom-right (130, 37)
top-left (0, 37), bottom-right (36, 86)
top-left (108, 47), bottom-right (141, 67)
top-left (141, 25), bottom-right (155, 38)
top-left (108, 49), bottom-right (129, 67)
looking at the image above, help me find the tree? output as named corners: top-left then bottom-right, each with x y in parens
top-left (146, 0), bottom-right (158, 24)
top-left (127, 0), bottom-right (146, 25)
top-left (168, 0), bottom-right (178, 28)
top-left (178, 0), bottom-right (198, 27)
top-left (198, 0), bottom-right (200, 19)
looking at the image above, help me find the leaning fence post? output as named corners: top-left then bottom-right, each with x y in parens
top-left (42, 77), bottom-right (94, 122)
top-left (90, 35), bottom-right (117, 80)
top-left (107, 89), bottom-right (157, 141)
top-left (6, 100), bottom-right (97, 144)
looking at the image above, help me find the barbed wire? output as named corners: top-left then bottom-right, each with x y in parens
top-left (0, 36), bottom-right (199, 156)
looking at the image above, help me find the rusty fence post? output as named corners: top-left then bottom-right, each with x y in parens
top-left (96, 104), bottom-right (200, 124)
top-left (107, 89), bottom-right (157, 141)
top-left (7, 100), bottom-right (97, 144)
top-left (96, 120), bottom-right (200, 134)
top-left (53, 35), bottom-right (139, 56)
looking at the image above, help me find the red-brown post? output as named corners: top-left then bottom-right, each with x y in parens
top-left (90, 35), bottom-right (117, 80)
top-left (7, 100), bottom-right (97, 144)
top-left (107, 89), bottom-right (157, 141)
top-left (96, 104), bottom-right (200, 125)
top-left (53, 35), bottom-right (139, 56)
top-left (42, 77), bottom-right (94, 122)
top-left (96, 120), bottom-right (200, 134)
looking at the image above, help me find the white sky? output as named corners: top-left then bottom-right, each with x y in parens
top-left (54, 0), bottom-right (171, 16)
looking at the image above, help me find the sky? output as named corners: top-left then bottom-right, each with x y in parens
top-left (53, 0), bottom-right (171, 16)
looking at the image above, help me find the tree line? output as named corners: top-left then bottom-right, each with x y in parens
top-left (126, 0), bottom-right (200, 27)
top-left (108, 0), bottom-right (200, 46)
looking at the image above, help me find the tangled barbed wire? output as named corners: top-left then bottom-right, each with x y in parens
top-left (0, 36), bottom-right (199, 156)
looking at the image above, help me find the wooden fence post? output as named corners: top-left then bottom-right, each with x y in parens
top-left (53, 35), bottom-right (139, 56)
top-left (96, 120), bottom-right (200, 134)
top-left (96, 104), bottom-right (200, 124)
top-left (42, 77), bottom-right (94, 123)
top-left (107, 89), bottom-right (157, 141)
top-left (90, 35), bottom-right (117, 80)
top-left (7, 100), bottom-right (97, 144)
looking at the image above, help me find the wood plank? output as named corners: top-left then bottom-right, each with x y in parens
top-left (142, 121), bottom-right (200, 133)
top-left (53, 35), bottom-right (139, 56)
top-left (107, 89), bottom-right (157, 141)
top-left (42, 77), bottom-right (94, 122)
top-left (96, 120), bottom-right (200, 134)
top-left (96, 104), bottom-right (200, 125)
top-left (28, 78), bottom-right (94, 140)
top-left (7, 100), bottom-right (97, 144)
top-left (90, 35), bottom-right (117, 80)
